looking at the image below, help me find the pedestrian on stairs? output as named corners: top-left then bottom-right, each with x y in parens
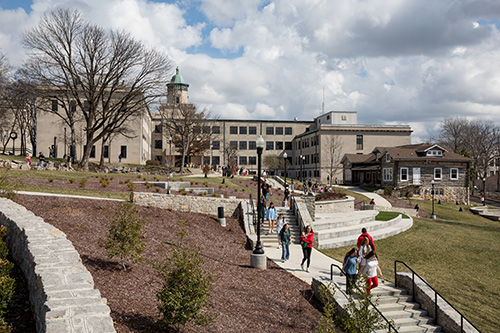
top-left (259, 197), bottom-right (267, 227)
top-left (300, 225), bottom-right (314, 273)
top-left (356, 227), bottom-right (375, 250)
top-left (341, 248), bottom-right (358, 295)
top-left (361, 250), bottom-right (383, 294)
top-left (283, 185), bottom-right (290, 207)
top-left (266, 202), bottom-right (277, 234)
top-left (279, 223), bottom-right (291, 262)
top-left (276, 214), bottom-right (285, 248)
top-left (357, 236), bottom-right (372, 275)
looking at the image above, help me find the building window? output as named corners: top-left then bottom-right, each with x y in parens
top-left (266, 127), bottom-right (274, 135)
top-left (212, 126), bottom-right (220, 134)
top-left (86, 145), bottom-right (96, 158)
top-left (276, 127), bottom-right (283, 135)
top-left (434, 168), bottom-right (442, 180)
top-left (120, 146), bottom-right (127, 158)
top-left (154, 124), bottom-right (162, 133)
top-left (285, 127), bottom-right (292, 135)
top-left (285, 141), bottom-right (292, 150)
top-left (154, 140), bottom-right (163, 149)
top-left (212, 156), bottom-right (220, 165)
top-left (386, 153), bottom-right (391, 162)
top-left (450, 168), bottom-right (459, 180)
top-left (239, 141), bottom-right (247, 150)
top-left (356, 135), bottom-right (363, 150)
top-left (266, 142), bottom-right (274, 150)
top-left (212, 141), bottom-right (220, 150)
top-left (239, 126), bottom-right (247, 135)
top-left (103, 145), bottom-right (109, 158)
top-left (249, 126), bottom-right (257, 135)
top-left (203, 156), bottom-right (210, 165)
top-left (70, 100), bottom-right (77, 112)
top-left (383, 168), bottom-right (393, 181)
top-left (230, 141), bottom-right (238, 149)
top-left (239, 156), bottom-right (247, 165)
top-left (230, 126), bottom-right (238, 134)
top-left (203, 126), bottom-right (210, 134)
top-left (249, 141), bottom-right (256, 150)
top-left (427, 150), bottom-right (443, 157)
top-left (51, 100), bottom-right (58, 111)
top-left (341, 115), bottom-right (347, 121)
top-left (276, 142), bottom-right (283, 150)
top-left (400, 167), bottom-right (409, 181)
top-left (249, 156), bottom-right (256, 165)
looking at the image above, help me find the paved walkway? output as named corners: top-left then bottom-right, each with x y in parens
top-left (16, 191), bottom-right (124, 201)
top-left (334, 185), bottom-right (392, 208)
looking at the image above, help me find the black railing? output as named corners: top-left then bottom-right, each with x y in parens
top-left (330, 264), bottom-right (398, 332)
top-left (394, 260), bottom-right (481, 333)
top-left (249, 194), bottom-right (257, 227)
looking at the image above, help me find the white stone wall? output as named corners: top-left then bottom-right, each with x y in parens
top-left (315, 196), bottom-right (355, 214)
top-left (0, 198), bottom-right (115, 333)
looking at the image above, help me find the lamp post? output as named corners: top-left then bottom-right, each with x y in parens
top-left (430, 180), bottom-right (436, 219)
top-left (299, 155), bottom-right (303, 182)
top-left (169, 136), bottom-right (172, 170)
top-left (301, 155), bottom-right (306, 182)
top-left (483, 177), bottom-right (486, 206)
top-left (253, 135), bottom-right (265, 256)
top-left (283, 152), bottom-right (287, 185)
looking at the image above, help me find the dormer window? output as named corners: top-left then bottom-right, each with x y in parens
top-left (426, 150), bottom-right (443, 157)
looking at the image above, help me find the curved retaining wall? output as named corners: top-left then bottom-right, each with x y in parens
top-left (0, 198), bottom-right (115, 333)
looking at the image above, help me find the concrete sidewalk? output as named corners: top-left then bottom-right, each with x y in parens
top-left (334, 185), bottom-right (392, 208)
top-left (15, 191), bottom-right (124, 201)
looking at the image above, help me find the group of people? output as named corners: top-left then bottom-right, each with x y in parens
top-left (341, 228), bottom-right (384, 295)
top-left (24, 149), bottom-right (74, 171)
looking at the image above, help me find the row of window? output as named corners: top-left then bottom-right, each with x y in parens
top-left (383, 167), bottom-right (459, 182)
top-left (229, 126), bottom-right (293, 135)
top-left (84, 145), bottom-right (127, 159)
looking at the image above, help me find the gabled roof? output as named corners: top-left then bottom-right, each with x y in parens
top-left (342, 153), bottom-right (377, 164)
top-left (374, 143), bottom-right (470, 162)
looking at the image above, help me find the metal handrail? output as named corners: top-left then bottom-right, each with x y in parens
top-left (394, 260), bottom-right (481, 333)
top-left (330, 264), bottom-right (398, 332)
top-left (249, 194), bottom-right (256, 227)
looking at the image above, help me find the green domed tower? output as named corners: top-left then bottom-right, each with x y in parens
top-left (167, 66), bottom-right (190, 104)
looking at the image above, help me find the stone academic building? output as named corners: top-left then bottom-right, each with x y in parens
top-left (7, 68), bottom-right (413, 183)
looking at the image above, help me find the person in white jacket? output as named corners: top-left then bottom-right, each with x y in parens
top-left (361, 250), bottom-right (384, 294)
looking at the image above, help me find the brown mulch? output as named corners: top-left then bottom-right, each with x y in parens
top-left (379, 195), bottom-right (430, 218)
top-left (15, 195), bottom-right (324, 332)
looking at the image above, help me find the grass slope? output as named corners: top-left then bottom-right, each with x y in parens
top-left (321, 201), bottom-right (500, 332)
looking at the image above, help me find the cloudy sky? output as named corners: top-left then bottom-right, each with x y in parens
top-left (1, 0), bottom-right (500, 142)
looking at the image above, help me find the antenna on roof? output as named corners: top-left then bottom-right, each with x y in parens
top-left (321, 86), bottom-right (325, 115)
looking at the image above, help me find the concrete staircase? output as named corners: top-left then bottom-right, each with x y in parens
top-left (259, 207), bottom-right (301, 246)
top-left (314, 211), bottom-right (413, 249)
top-left (331, 281), bottom-right (442, 332)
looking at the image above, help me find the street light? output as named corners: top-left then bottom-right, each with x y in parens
top-left (299, 155), bottom-right (303, 182)
top-left (430, 180), bottom-right (436, 219)
top-left (483, 177), bottom-right (486, 206)
top-left (283, 152), bottom-right (288, 185)
top-left (301, 155), bottom-right (306, 182)
top-left (253, 135), bottom-right (265, 255)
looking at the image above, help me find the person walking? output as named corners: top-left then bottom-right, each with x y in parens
top-left (279, 223), bottom-right (292, 262)
top-left (266, 202), bottom-right (277, 234)
top-left (361, 250), bottom-right (384, 294)
top-left (25, 153), bottom-right (32, 169)
top-left (357, 236), bottom-right (372, 275)
top-left (300, 225), bottom-right (314, 272)
top-left (259, 196), bottom-right (267, 227)
top-left (414, 204), bottom-right (420, 217)
top-left (275, 213), bottom-right (285, 248)
top-left (341, 248), bottom-right (358, 295)
top-left (261, 180), bottom-right (272, 205)
top-left (283, 185), bottom-right (290, 207)
top-left (356, 227), bottom-right (375, 250)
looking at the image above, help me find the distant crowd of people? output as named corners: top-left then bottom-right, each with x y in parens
top-left (24, 145), bottom-right (74, 171)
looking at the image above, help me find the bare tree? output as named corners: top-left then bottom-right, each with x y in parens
top-left (160, 103), bottom-right (214, 173)
top-left (0, 53), bottom-right (13, 152)
top-left (223, 141), bottom-right (238, 167)
top-left (437, 117), bottom-right (471, 154)
top-left (263, 155), bottom-right (280, 174)
top-left (23, 9), bottom-right (171, 169)
top-left (325, 135), bottom-right (343, 185)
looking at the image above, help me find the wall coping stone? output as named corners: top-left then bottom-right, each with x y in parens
top-left (0, 198), bottom-right (115, 333)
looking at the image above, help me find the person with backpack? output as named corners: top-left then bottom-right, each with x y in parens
top-left (356, 227), bottom-right (375, 250)
top-left (276, 214), bottom-right (285, 248)
top-left (341, 248), bottom-right (358, 295)
top-left (361, 250), bottom-right (384, 294)
top-left (283, 185), bottom-right (290, 207)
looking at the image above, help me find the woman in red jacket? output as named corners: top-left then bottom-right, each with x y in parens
top-left (300, 225), bottom-right (314, 272)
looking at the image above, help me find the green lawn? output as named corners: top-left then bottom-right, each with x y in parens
top-left (320, 202), bottom-right (500, 332)
top-left (375, 211), bottom-right (409, 220)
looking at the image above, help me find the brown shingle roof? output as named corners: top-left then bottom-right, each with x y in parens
top-left (343, 153), bottom-right (377, 163)
top-left (378, 143), bottom-right (470, 161)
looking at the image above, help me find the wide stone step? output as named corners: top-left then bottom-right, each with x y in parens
top-left (374, 323), bottom-right (442, 333)
top-left (392, 315), bottom-right (435, 327)
top-left (316, 216), bottom-right (405, 241)
top-left (383, 308), bottom-right (429, 320)
top-left (316, 217), bottom-right (413, 249)
top-left (376, 294), bottom-right (414, 305)
top-left (377, 301), bottom-right (421, 312)
top-left (314, 211), bottom-right (378, 230)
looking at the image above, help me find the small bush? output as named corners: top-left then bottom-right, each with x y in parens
top-left (48, 177), bottom-right (54, 183)
top-left (146, 159), bottom-right (160, 166)
top-left (219, 185), bottom-right (223, 189)
top-left (69, 178), bottom-right (75, 184)
top-left (127, 183), bottom-right (136, 191)
top-left (0, 171), bottom-right (18, 200)
top-left (125, 179), bottom-right (131, 183)
top-left (145, 182), bottom-right (153, 189)
top-left (79, 178), bottom-right (87, 188)
top-left (154, 221), bottom-right (216, 331)
top-left (100, 202), bottom-right (146, 271)
top-left (211, 193), bottom-right (217, 197)
top-left (155, 187), bottom-right (161, 192)
top-left (189, 189), bottom-right (194, 193)
top-left (119, 180), bottom-right (124, 185)
top-left (100, 179), bottom-right (109, 188)
top-left (110, 176), bottom-right (115, 181)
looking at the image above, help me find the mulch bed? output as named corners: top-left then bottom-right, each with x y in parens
top-left (15, 195), bottom-right (324, 332)
top-left (380, 195), bottom-right (430, 218)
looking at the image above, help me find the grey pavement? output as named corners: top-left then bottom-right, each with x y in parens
top-left (334, 185), bottom-right (392, 208)
top-left (16, 191), bottom-right (125, 201)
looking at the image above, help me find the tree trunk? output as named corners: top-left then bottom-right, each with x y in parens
top-left (99, 138), bottom-right (106, 169)
top-left (30, 101), bottom-right (37, 156)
